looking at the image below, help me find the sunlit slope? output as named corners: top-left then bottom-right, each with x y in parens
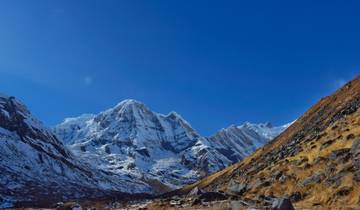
top-left (178, 75), bottom-right (360, 208)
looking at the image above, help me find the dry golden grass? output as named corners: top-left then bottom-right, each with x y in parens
top-left (180, 109), bottom-right (360, 209)
top-left (180, 161), bottom-right (241, 193)
top-left (257, 112), bottom-right (360, 208)
top-left (124, 76), bottom-right (360, 210)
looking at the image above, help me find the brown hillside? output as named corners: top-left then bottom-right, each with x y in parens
top-left (174, 75), bottom-right (360, 209)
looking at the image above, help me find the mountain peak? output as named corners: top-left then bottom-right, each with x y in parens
top-left (115, 99), bottom-right (145, 107)
top-left (112, 99), bottom-right (150, 114)
top-left (165, 111), bottom-right (185, 121)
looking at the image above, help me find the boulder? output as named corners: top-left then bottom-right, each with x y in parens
top-left (272, 198), bottom-right (295, 210)
top-left (188, 187), bottom-right (203, 196)
top-left (227, 179), bottom-right (247, 195)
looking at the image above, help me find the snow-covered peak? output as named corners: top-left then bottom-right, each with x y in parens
top-left (0, 94), bottom-right (150, 207)
top-left (115, 99), bottom-right (145, 107)
top-left (54, 99), bottom-right (212, 189)
top-left (53, 99), bottom-right (291, 192)
top-left (208, 121), bottom-right (291, 162)
top-left (112, 99), bottom-right (149, 113)
top-left (165, 111), bottom-right (183, 119)
top-left (237, 122), bottom-right (287, 140)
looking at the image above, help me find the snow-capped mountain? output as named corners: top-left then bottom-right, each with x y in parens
top-left (208, 122), bottom-right (292, 162)
top-left (54, 100), bottom-right (229, 190)
top-left (0, 95), bottom-right (150, 207)
top-left (54, 99), bottom-right (290, 192)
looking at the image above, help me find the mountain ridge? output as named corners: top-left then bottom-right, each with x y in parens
top-left (53, 99), bottom-right (290, 192)
top-left (160, 75), bottom-right (360, 209)
top-left (0, 94), bottom-right (152, 207)
top-left (0, 92), bottom-right (290, 207)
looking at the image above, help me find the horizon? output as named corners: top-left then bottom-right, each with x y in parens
top-left (0, 1), bottom-right (359, 135)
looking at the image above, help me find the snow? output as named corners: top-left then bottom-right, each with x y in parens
top-left (1, 110), bottom-right (10, 118)
top-left (207, 121), bottom-right (291, 161)
top-left (0, 95), bottom-right (154, 205)
top-left (54, 99), bottom-right (291, 191)
top-left (0, 93), bottom-right (292, 204)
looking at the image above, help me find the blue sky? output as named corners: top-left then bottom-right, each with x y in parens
top-left (0, 1), bottom-right (358, 135)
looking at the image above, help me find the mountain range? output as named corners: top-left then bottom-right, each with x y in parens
top-left (0, 95), bottom-right (289, 207)
top-left (1, 75), bottom-right (359, 209)
top-left (53, 99), bottom-right (290, 192)
top-left (153, 76), bottom-right (360, 209)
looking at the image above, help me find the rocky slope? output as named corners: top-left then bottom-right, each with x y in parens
top-left (54, 99), bottom-right (289, 192)
top-left (208, 122), bottom-right (292, 162)
top-left (0, 94), bottom-right (151, 208)
top-left (155, 75), bottom-right (360, 209)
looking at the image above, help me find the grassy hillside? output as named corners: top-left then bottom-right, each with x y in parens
top-left (176, 76), bottom-right (360, 209)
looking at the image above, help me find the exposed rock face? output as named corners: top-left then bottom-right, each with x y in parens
top-left (54, 99), bottom-right (289, 191)
top-left (0, 95), bottom-right (149, 207)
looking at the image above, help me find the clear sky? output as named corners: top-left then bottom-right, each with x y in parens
top-left (0, 1), bottom-right (358, 135)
